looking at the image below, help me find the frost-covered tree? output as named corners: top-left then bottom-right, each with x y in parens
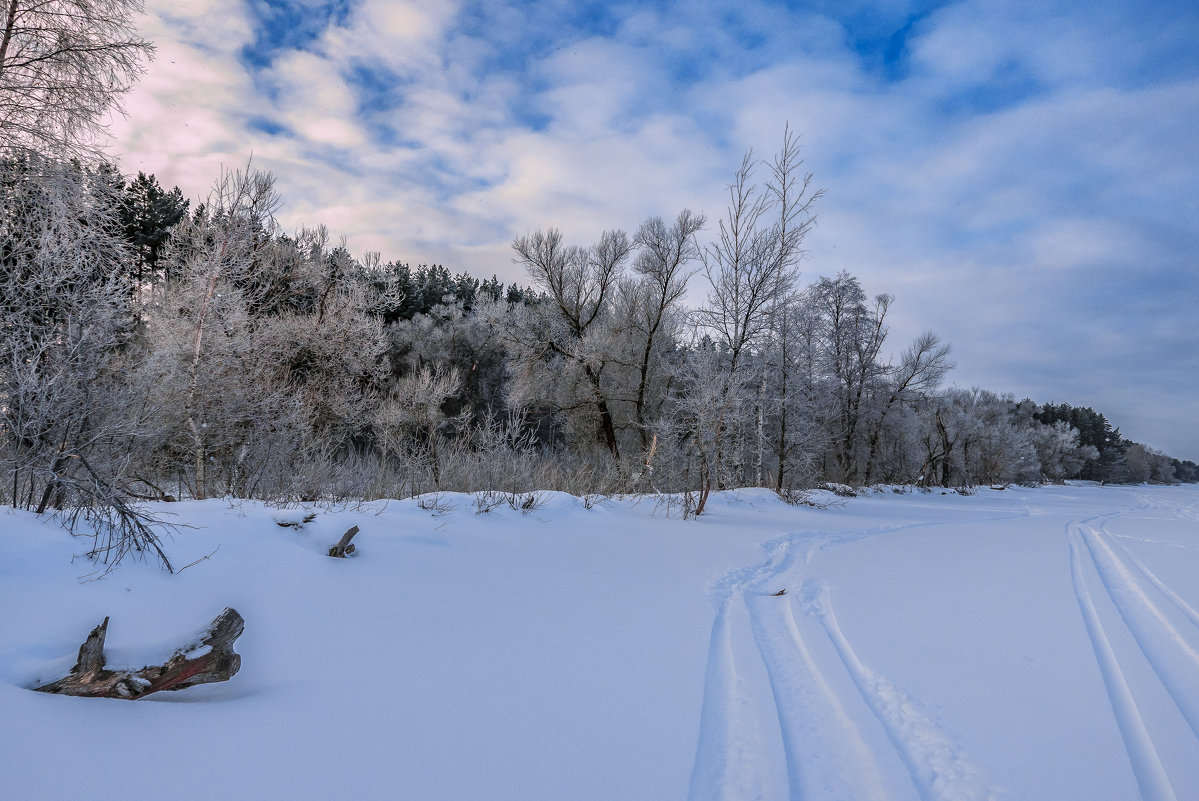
top-left (1033, 420), bottom-right (1098, 482)
top-left (138, 168), bottom-right (388, 499)
top-left (863, 331), bottom-right (953, 484)
top-left (0, 155), bottom-right (170, 567)
top-left (1124, 442), bottom-right (1176, 484)
top-left (622, 210), bottom-right (704, 452)
top-left (510, 228), bottom-right (632, 461)
top-left (763, 290), bottom-right (829, 491)
top-left (155, 167), bottom-right (283, 499)
top-left (375, 364), bottom-right (464, 487)
top-left (0, 0), bottom-right (152, 159)
top-left (807, 271), bottom-right (889, 483)
top-left (915, 389), bottom-right (1039, 488)
top-left (689, 128), bottom-right (820, 510)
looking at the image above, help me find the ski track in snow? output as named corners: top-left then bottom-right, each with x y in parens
top-left (1086, 494), bottom-right (1199, 721)
top-left (690, 511), bottom-right (1016, 801)
top-left (1150, 493), bottom-right (1199, 525)
top-left (802, 581), bottom-right (999, 801)
top-left (745, 588), bottom-right (889, 801)
top-left (1078, 524), bottom-right (1199, 738)
top-left (1065, 490), bottom-right (1199, 799)
top-left (691, 492), bottom-right (1199, 800)
top-left (1067, 523), bottom-right (1180, 801)
top-left (688, 599), bottom-right (766, 801)
top-left (1104, 528), bottom-right (1199, 633)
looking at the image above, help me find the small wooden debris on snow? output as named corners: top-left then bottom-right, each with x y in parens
top-left (328, 525), bottom-right (359, 558)
top-left (275, 512), bottom-right (317, 528)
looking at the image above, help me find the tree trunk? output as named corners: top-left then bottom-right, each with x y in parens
top-left (755, 370), bottom-right (766, 486)
top-left (0, 1), bottom-right (20, 83)
top-left (583, 364), bottom-right (620, 462)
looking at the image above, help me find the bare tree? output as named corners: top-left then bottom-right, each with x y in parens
top-left (698, 126), bottom-right (821, 374)
top-left (863, 330), bottom-right (953, 483)
top-left (0, 0), bottom-right (153, 158)
top-left (808, 271), bottom-right (891, 483)
top-left (625, 209), bottom-right (704, 450)
top-left (511, 228), bottom-right (632, 461)
top-left (689, 127), bottom-right (821, 511)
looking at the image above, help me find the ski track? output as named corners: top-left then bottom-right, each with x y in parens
top-left (745, 590), bottom-right (889, 801)
top-left (1097, 521), bottom-right (1199, 638)
top-left (688, 599), bottom-right (766, 801)
top-left (1067, 524), bottom-right (1180, 801)
top-left (1137, 491), bottom-right (1199, 526)
top-left (1063, 487), bottom-right (1199, 800)
top-left (691, 509), bottom-right (1023, 801)
top-left (802, 581), bottom-right (999, 801)
top-left (1077, 519), bottom-right (1199, 741)
top-left (1109, 540), bottom-right (1199, 630)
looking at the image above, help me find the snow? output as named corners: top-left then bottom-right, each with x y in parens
top-left (1, 484), bottom-right (1198, 800)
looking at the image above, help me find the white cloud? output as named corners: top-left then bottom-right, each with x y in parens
top-left (267, 50), bottom-right (367, 149)
top-left (318, 0), bottom-right (458, 74)
top-left (107, 4), bottom-right (259, 194)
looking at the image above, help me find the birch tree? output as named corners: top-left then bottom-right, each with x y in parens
top-left (153, 166), bottom-right (283, 499)
top-left (690, 127), bottom-right (821, 511)
top-left (808, 271), bottom-right (890, 483)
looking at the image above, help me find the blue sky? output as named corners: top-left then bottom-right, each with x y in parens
top-left (110, 0), bottom-right (1199, 460)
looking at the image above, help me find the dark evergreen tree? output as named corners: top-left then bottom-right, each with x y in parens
top-left (480, 275), bottom-right (505, 303)
top-left (118, 171), bottom-right (189, 288)
top-left (1035, 403), bottom-right (1128, 482)
top-left (1172, 459), bottom-right (1199, 483)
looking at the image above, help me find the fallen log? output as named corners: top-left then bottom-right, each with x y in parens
top-left (328, 525), bottom-right (359, 558)
top-left (33, 608), bottom-right (244, 699)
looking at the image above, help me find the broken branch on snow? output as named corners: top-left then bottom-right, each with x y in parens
top-left (33, 608), bottom-right (243, 699)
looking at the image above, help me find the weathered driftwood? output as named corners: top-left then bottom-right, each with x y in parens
top-left (34, 608), bottom-right (243, 699)
top-left (328, 525), bottom-right (359, 558)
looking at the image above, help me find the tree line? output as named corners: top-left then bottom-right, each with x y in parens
top-left (3, 150), bottom-right (1192, 512)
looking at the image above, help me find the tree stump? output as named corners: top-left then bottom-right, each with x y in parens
top-left (328, 525), bottom-right (359, 557)
top-left (33, 608), bottom-right (244, 699)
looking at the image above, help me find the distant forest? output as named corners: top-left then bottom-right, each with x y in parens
top-left (2, 2), bottom-right (1194, 568)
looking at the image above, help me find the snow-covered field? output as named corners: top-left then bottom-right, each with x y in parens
top-left (2, 484), bottom-right (1198, 800)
